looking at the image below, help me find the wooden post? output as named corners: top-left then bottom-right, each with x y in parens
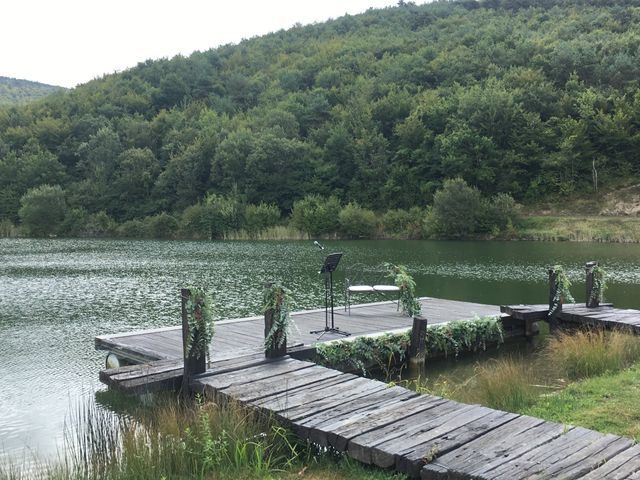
top-left (409, 315), bottom-right (428, 365)
top-left (585, 261), bottom-right (599, 308)
top-left (548, 268), bottom-right (561, 330)
top-left (181, 288), bottom-right (206, 392)
top-left (264, 285), bottom-right (287, 359)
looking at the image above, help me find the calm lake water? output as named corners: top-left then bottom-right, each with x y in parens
top-left (2, 238), bottom-right (640, 465)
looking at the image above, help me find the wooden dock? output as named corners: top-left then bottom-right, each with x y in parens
top-left (96, 296), bottom-right (640, 478)
top-left (96, 296), bottom-right (501, 364)
top-left (191, 354), bottom-right (640, 479)
top-left (502, 303), bottom-right (640, 333)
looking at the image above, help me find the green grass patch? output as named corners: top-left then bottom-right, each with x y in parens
top-left (410, 329), bottom-right (640, 439)
top-left (523, 364), bottom-right (640, 441)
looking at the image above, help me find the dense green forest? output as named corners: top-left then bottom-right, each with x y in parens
top-left (0, 76), bottom-right (65, 105)
top-left (2, 0), bottom-right (640, 238)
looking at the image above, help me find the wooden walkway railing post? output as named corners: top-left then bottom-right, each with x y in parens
top-left (409, 315), bottom-right (428, 366)
top-left (585, 261), bottom-right (599, 308)
top-left (181, 288), bottom-right (206, 394)
top-left (548, 268), bottom-right (561, 329)
top-left (264, 284), bottom-right (287, 359)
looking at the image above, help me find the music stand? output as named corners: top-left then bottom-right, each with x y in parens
top-left (311, 252), bottom-right (350, 339)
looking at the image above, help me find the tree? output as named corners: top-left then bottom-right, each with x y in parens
top-left (18, 185), bottom-right (67, 237)
top-left (429, 178), bottom-right (483, 238)
top-left (338, 203), bottom-right (378, 239)
top-left (244, 203), bottom-right (280, 238)
top-left (291, 195), bottom-right (342, 237)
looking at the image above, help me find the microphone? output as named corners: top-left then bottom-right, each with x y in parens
top-left (314, 240), bottom-right (325, 250)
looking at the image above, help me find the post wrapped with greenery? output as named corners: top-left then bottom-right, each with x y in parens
top-left (263, 283), bottom-right (292, 354)
top-left (588, 265), bottom-right (607, 306)
top-left (316, 316), bottom-right (504, 376)
top-left (384, 263), bottom-right (421, 317)
top-left (548, 265), bottom-right (574, 318)
top-left (184, 287), bottom-right (215, 362)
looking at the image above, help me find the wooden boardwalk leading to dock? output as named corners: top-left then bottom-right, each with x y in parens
top-left (97, 296), bottom-right (640, 478)
top-left (192, 354), bottom-right (640, 479)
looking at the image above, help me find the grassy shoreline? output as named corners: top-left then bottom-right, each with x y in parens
top-left (4, 215), bottom-right (640, 243)
top-left (516, 216), bottom-right (640, 243)
top-left (0, 397), bottom-right (400, 480)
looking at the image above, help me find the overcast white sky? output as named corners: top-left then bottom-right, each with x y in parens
top-left (2, 0), bottom-right (401, 88)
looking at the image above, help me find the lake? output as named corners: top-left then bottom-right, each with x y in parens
top-left (2, 237), bottom-right (640, 465)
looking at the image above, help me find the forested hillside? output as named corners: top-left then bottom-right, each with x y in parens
top-left (2, 0), bottom-right (640, 237)
top-left (0, 77), bottom-right (64, 105)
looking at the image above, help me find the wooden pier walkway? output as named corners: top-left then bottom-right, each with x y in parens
top-left (96, 297), bottom-right (500, 364)
top-left (502, 303), bottom-right (640, 333)
top-left (192, 354), bottom-right (640, 479)
top-left (96, 295), bottom-right (640, 478)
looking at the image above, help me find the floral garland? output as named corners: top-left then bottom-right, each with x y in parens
top-left (185, 287), bottom-right (215, 361)
top-left (548, 265), bottom-right (574, 317)
top-left (262, 283), bottom-right (292, 351)
top-left (385, 263), bottom-right (421, 317)
top-left (588, 265), bottom-right (607, 305)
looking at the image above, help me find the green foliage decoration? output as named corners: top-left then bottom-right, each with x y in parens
top-left (426, 316), bottom-right (504, 358)
top-left (589, 265), bottom-right (607, 305)
top-left (549, 264), bottom-right (575, 317)
top-left (316, 332), bottom-right (411, 377)
top-left (316, 316), bottom-right (504, 376)
top-left (185, 287), bottom-right (215, 361)
top-left (385, 263), bottom-right (421, 317)
top-left (263, 283), bottom-right (293, 351)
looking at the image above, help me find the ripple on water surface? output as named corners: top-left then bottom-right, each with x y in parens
top-left (3, 237), bottom-right (640, 464)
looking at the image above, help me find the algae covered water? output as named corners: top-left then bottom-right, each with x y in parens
top-left (2, 238), bottom-right (640, 464)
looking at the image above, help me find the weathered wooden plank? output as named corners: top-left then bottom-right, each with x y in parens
top-left (582, 444), bottom-right (640, 479)
top-left (195, 357), bottom-right (315, 391)
top-left (487, 427), bottom-right (631, 480)
top-left (300, 386), bottom-right (421, 447)
top-left (224, 366), bottom-right (346, 403)
top-left (362, 406), bottom-right (512, 472)
top-left (538, 435), bottom-right (634, 479)
top-left (394, 409), bottom-right (518, 477)
top-left (500, 304), bottom-right (549, 321)
top-left (348, 400), bottom-right (474, 465)
top-left (252, 374), bottom-right (360, 412)
top-left (421, 416), bottom-right (568, 479)
top-left (324, 394), bottom-right (446, 451)
top-left (296, 383), bottom-right (421, 433)
top-left (278, 376), bottom-right (390, 421)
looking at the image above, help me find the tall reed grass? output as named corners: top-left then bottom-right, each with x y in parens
top-left (223, 225), bottom-right (308, 240)
top-left (546, 329), bottom-right (640, 380)
top-left (1, 398), bottom-right (306, 480)
top-left (411, 329), bottom-right (640, 415)
top-left (0, 219), bottom-right (17, 238)
top-left (463, 358), bottom-right (539, 412)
